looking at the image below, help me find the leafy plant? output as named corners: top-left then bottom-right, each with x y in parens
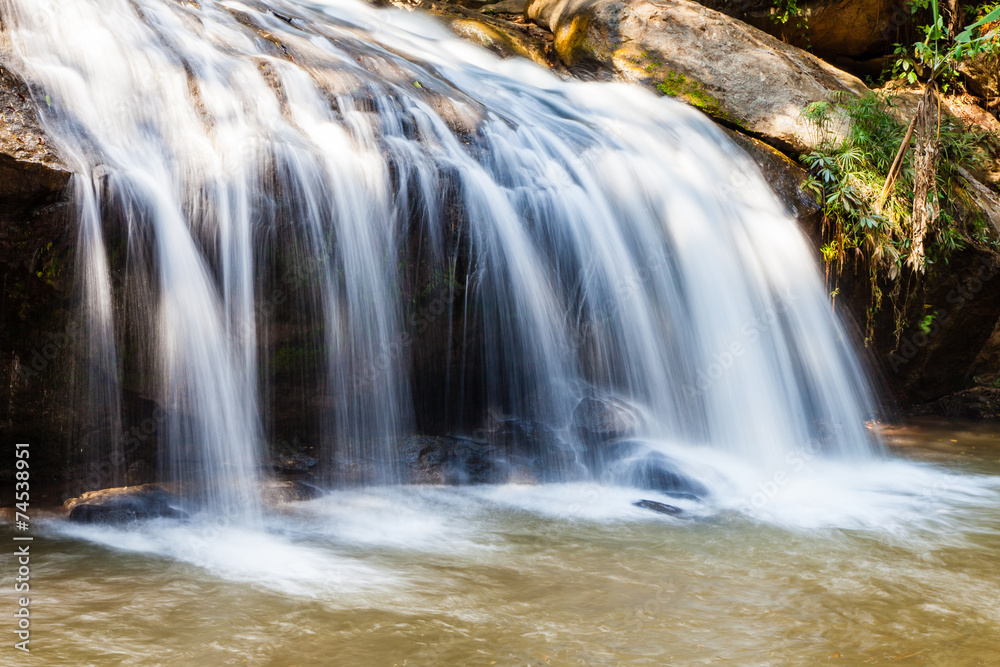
top-left (769, 0), bottom-right (809, 46)
top-left (894, 0), bottom-right (1000, 90)
top-left (800, 91), bottom-right (995, 333)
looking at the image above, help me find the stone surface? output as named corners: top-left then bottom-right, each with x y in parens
top-left (65, 485), bottom-right (188, 523)
top-left (694, 0), bottom-right (909, 58)
top-left (633, 498), bottom-right (682, 514)
top-left (524, 0), bottom-right (871, 152)
top-left (726, 128), bottom-right (821, 227)
top-left (0, 62), bottom-right (77, 484)
top-left (572, 396), bottom-right (641, 441)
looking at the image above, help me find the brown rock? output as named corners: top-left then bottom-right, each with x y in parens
top-left (524, 0), bottom-right (870, 152)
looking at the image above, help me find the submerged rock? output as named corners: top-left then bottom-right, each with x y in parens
top-left (65, 485), bottom-right (188, 524)
top-left (633, 498), bottom-right (682, 515)
top-left (400, 432), bottom-right (548, 484)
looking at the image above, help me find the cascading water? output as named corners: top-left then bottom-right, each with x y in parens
top-left (1, 0), bottom-right (882, 516)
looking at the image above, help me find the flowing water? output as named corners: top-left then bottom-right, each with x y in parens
top-left (3, 0), bottom-right (879, 511)
top-left (3, 424), bottom-right (1000, 665)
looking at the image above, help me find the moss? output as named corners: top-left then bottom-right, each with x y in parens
top-left (654, 70), bottom-right (737, 123)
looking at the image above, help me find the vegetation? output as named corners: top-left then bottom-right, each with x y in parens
top-left (800, 90), bottom-right (997, 335)
top-left (769, 0), bottom-right (809, 44)
top-left (656, 71), bottom-right (725, 117)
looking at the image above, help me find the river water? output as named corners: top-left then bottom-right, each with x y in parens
top-left (4, 421), bottom-right (999, 666)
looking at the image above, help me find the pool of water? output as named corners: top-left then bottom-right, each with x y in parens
top-left (3, 420), bottom-right (1000, 666)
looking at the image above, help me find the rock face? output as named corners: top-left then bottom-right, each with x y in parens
top-left (725, 128), bottom-right (821, 226)
top-left (864, 248), bottom-right (1000, 405)
top-left (961, 52), bottom-right (999, 107)
top-left (65, 485), bottom-right (188, 523)
top-left (696, 0), bottom-right (909, 58)
top-left (524, 0), bottom-right (870, 152)
top-left (0, 62), bottom-right (76, 482)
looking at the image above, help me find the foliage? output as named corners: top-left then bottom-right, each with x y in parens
top-left (800, 91), bottom-right (995, 321)
top-left (769, 0), bottom-right (809, 45)
top-left (892, 0), bottom-right (1000, 91)
top-left (770, 0), bottom-right (803, 26)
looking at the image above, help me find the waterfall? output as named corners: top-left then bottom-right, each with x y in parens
top-left (1, 0), bottom-right (881, 515)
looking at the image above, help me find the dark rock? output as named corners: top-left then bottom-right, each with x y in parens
top-left (725, 129), bottom-right (821, 229)
top-left (697, 0), bottom-right (909, 59)
top-left (909, 387), bottom-right (1000, 420)
top-left (609, 445), bottom-right (709, 499)
top-left (572, 396), bottom-right (641, 442)
top-left (65, 485), bottom-right (188, 524)
top-left (633, 498), bottom-right (682, 515)
top-left (400, 433), bottom-right (543, 484)
top-left (272, 451), bottom-right (319, 473)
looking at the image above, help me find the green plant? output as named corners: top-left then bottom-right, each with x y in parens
top-left (767, 0), bottom-right (810, 47)
top-left (893, 0), bottom-right (1000, 90)
top-left (800, 91), bottom-right (994, 333)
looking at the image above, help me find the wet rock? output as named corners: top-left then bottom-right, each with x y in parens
top-left (65, 485), bottom-right (188, 524)
top-left (480, 0), bottom-right (528, 13)
top-left (261, 479), bottom-right (324, 503)
top-left (609, 446), bottom-right (709, 499)
top-left (524, 0), bottom-right (870, 152)
top-left (633, 498), bottom-right (682, 515)
top-left (0, 65), bottom-right (70, 204)
top-left (572, 396), bottom-right (641, 442)
top-left (725, 129), bottom-right (821, 228)
top-left (0, 63), bottom-right (75, 483)
top-left (272, 451), bottom-right (319, 474)
top-left (392, 1), bottom-right (555, 68)
top-left (401, 433), bottom-right (543, 484)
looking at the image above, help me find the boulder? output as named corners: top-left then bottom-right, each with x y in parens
top-left (65, 485), bottom-right (188, 523)
top-left (572, 396), bottom-right (641, 441)
top-left (400, 433), bottom-right (515, 483)
top-left (524, 0), bottom-right (870, 152)
top-left (604, 444), bottom-right (710, 498)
